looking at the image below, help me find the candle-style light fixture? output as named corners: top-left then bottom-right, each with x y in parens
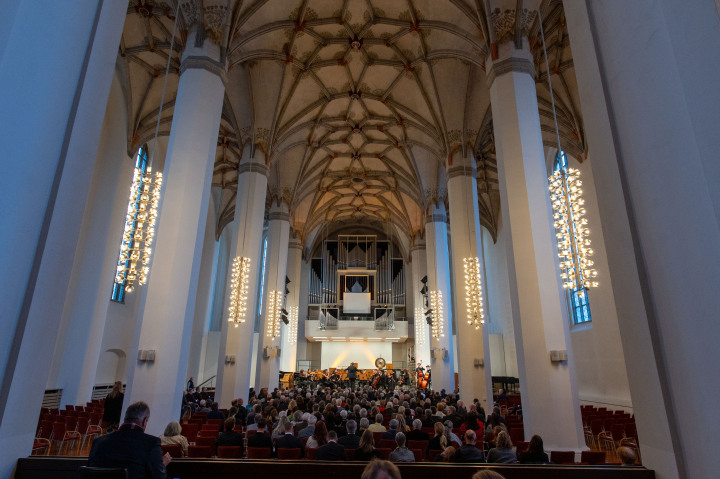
top-left (463, 256), bottom-right (485, 329)
top-left (429, 290), bottom-right (444, 340)
top-left (265, 290), bottom-right (283, 338)
top-left (228, 256), bottom-right (251, 327)
top-left (414, 307), bottom-right (425, 345)
top-left (288, 306), bottom-right (299, 345)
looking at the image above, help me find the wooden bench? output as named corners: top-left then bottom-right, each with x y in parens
top-left (15, 456), bottom-right (655, 479)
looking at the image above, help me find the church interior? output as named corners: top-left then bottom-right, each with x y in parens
top-left (2, 1), bottom-right (719, 479)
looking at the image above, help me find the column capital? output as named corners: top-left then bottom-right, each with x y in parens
top-left (486, 41), bottom-right (535, 86)
top-left (288, 239), bottom-right (303, 250)
top-left (425, 213), bottom-right (447, 224)
top-left (237, 161), bottom-right (269, 177)
top-left (180, 55), bottom-right (227, 80)
top-left (446, 164), bottom-right (476, 180)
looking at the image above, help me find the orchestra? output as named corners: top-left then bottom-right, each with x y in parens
top-left (288, 365), bottom-right (424, 390)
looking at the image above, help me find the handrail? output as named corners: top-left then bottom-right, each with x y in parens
top-left (197, 375), bottom-right (216, 389)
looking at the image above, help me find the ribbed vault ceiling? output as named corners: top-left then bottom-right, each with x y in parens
top-left (118, 0), bottom-right (583, 254)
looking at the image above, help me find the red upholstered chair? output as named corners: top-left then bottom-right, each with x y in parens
top-left (379, 439), bottom-right (396, 450)
top-left (421, 427), bottom-right (434, 436)
top-left (201, 423), bottom-right (220, 432)
top-left (247, 447), bottom-right (272, 459)
top-left (345, 448), bottom-right (355, 461)
top-left (551, 450), bottom-right (576, 464)
top-left (410, 449), bottom-right (423, 462)
top-left (198, 429), bottom-right (218, 437)
top-left (581, 450), bottom-right (606, 465)
top-left (207, 419), bottom-right (223, 426)
top-left (187, 445), bottom-right (212, 458)
top-left (372, 432), bottom-right (384, 444)
top-left (277, 448), bottom-right (302, 459)
top-left (509, 428), bottom-right (524, 445)
top-left (31, 438), bottom-right (51, 456)
top-left (195, 436), bottom-right (217, 456)
top-left (428, 449), bottom-right (442, 461)
top-left (246, 430), bottom-right (258, 439)
top-left (217, 446), bottom-right (243, 458)
top-left (161, 444), bottom-right (183, 458)
top-left (233, 425), bottom-right (244, 434)
top-left (180, 423), bottom-right (198, 443)
top-left (306, 448), bottom-right (317, 460)
top-left (89, 413), bottom-right (102, 427)
top-left (376, 448), bottom-right (392, 460)
top-left (407, 440), bottom-right (429, 459)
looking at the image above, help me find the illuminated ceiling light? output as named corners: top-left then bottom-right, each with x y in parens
top-left (414, 307), bottom-right (426, 345)
top-left (463, 257), bottom-right (485, 329)
top-left (228, 256), bottom-right (251, 327)
top-left (429, 290), bottom-right (445, 340)
top-left (115, 166), bottom-right (163, 293)
top-left (288, 306), bottom-right (299, 344)
top-left (265, 290), bottom-right (284, 338)
top-left (549, 167), bottom-right (599, 293)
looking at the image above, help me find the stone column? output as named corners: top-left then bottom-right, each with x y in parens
top-left (124, 32), bottom-right (226, 435)
top-left (255, 200), bottom-right (291, 391)
top-left (424, 202), bottom-right (455, 393)
top-left (487, 40), bottom-right (584, 450)
top-left (409, 237), bottom-right (431, 368)
top-left (0, 1), bottom-right (127, 473)
top-left (280, 235), bottom-right (303, 372)
top-left (214, 160), bottom-right (268, 408)
top-left (447, 161), bottom-right (493, 410)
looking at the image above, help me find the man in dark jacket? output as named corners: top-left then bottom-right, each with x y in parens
top-left (405, 419), bottom-right (430, 441)
top-left (247, 418), bottom-right (273, 454)
top-left (88, 401), bottom-right (170, 479)
top-left (346, 362), bottom-right (358, 390)
top-left (454, 430), bottom-right (486, 463)
top-left (276, 421), bottom-right (304, 451)
top-left (338, 420), bottom-right (360, 449)
top-left (316, 431), bottom-right (347, 460)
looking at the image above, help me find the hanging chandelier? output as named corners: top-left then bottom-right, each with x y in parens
top-left (288, 306), bottom-right (299, 345)
top-left (429, 290), bottom-right (444, 340)
top-left (228, 256), bottom-right (251, 326)
top-left (414, 307), bottom-right (425, 345)
top-left (463, 257), bottom-right (485, 329)
top-left (265, 290), bottom-right (283, 338)
top-left (115, 165), bottom-right (163, 293)
top-left (549, 167), bottom-right (598, 292)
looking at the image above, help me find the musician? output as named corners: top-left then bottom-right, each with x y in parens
top-left (399, 369), bottom-right (410, 388)
top-left (347, 362), bottom-right (358, 390)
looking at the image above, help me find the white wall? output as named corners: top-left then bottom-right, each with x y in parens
top-left (320, 341), bottom-right (392, 370)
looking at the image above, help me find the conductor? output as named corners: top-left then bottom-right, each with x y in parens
top-left (346, 362), bottom-right (358, 390)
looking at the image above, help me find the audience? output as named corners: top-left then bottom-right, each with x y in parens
top-left (428, 421), bottom-right (448, 452)
top-left (338, 419), bottom-right (360, 449)
top-left (298, 414), bottom-right (317, 438)
top-left (406, 419), bottom-right (429, 440)
top-left (355, 429), bottom-right (382, 460)
top-left (382, 419), bottom-right (400, 439)
top-left (306, 420), bottom-right (329, 449)
top-left (368, 413), bottom-right (387, 433)
top-left (486, 430), bottom-right (517, 463)
top-left (454, 430), bottom-right (486, 463)
top-left (276, 419), bottom-right (303, 451)
top-left (159, 421), bottom-right (189, 457)
top-left (247, 417), bottom-right (273, 454)
top-left (388, 432), bottom-right (414, 462)
top-left (316, 430), bottom-right (347, 460)
top-left (216, 417), bottom-right (243, 448)
top-left (519, 434), bottom-right (549, 464)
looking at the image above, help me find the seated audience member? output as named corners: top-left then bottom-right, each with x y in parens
top-left (338, 420), bottom-right (360, 449)
top-left (472, 471), bottom-right (507, 479)
top-left (428, 421), bottom-right (448, 452)
top-left (276, 419), bottom-right (303, 451)
top-left (406, 419), bottom-right (430, 441)
top-left (434, 445), bottom-right (456, 462)
top-left (388, 432), bottom-right (414, 462)
top-left (233, 398), bottom-right (247, 426)
top-left (216, 417), bottom-right (243, 447)
top-left (245, 414), bottom-right (259, 436)
top-left (519, 434), bottom-right (549, 464)
top-left (247, 418), bottom-right (273, 454)
top-left (444, 420), bottom-right (461, 445)
top-left (357, 417), bottom-right (370, 437)
top-left (306, 420), bottom-right (329, 449)
top-left (272, 415), bottom-right (291, 441)
top-left (445, 406), bottom-right (463, 428)
top-left (454, 430), bottom-right (486, 463)
top-left (459, 411), bottom-right (484, 436)
top-left (316, 430), bottom-right (347, 461)
top-left (367, 413), bottom-right (387, 433)
top-left (496, 388), bottom-right (508, 400)
top-left (179, 407), bottom-right (191, 425)
top-left (360, 459), bottom-right (401, 479)
top-left (198, 400), bottom-right (211, 413)
top-left (382, 419), bottom-right (400, 439)
top-left (298, 414), bottom-right (317, 438)
top-left (486, 431), bottom-right (516, 463)
top-left (355, 429), bottom-right (382, 460)
top-left (159, 421), bottom-right (189, 457)
top-left (207, 402), bottom-right (224, 420)
top-left (486, 425), bottom-right (505, 449)
top-left (88, 401), bottom-right (171, 478)
top-left (617, 446), bottom-right (637, 466)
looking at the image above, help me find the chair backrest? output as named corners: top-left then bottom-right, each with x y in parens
top-left (515, 440), bottom-right (530, 454)
top-left (550, 450), bottom-right (576, 464)
top-left (372, 431), bottom-right (384, 444)
top-left (180, 423), bottom-right (199, 441)
top-left (201, 424), bottom-right (220, 431)
top-left (345, 448), bottom-right (355, 461)
top-left (581, 450), bottom-right (606, 465)
top-left (187, 445), bottom-right (212, 458)
top-left (247, 447), bottom-right (272, 459)
top-left (277, 447), bottom-right (302, 459)
top-left (217, 446), bottom-right (243, 458)
top-left (246, 430), bottom-right (258, 439)
top-left (610, 423), bottom-right (625, 441)
top-left (195, 436), bottom-right (217, 456)
top-left (428, 449), bottom-right (442, 461)
top-left (207, 419), bottom-right (224, 425)
top-left (77, 417), bottom-right (90, 435)
top-left (198, 429), bottom-right (218, 437)
top-left (305, 448), bottom-right (317, 460)
top-left (509, 428), bottom-right (524, 445)
top-left (89, 413), bottom-right (102, 426)
top-left (65, 405), bottom-right (75, 412)
top-left (407, 440), bottom-right (428, 453)
top-left (65, 416), bottom-right (78, 431)
top-left (52, 422), bottom-right (66, 440)
top-left (410, 449), bottom-right (423, 462)
top-left (590, 418), bottom-right (604, 435)
top-left (77, 466), bottom-right (128, 479)
top-left (379, 439), bottom-right (395, 450)
top-left (37, 420), bottom-right (53, 440)
top-left (376, 448), bottom-right (392, 460)
top-left (161, 444), bottom-right (183, 458)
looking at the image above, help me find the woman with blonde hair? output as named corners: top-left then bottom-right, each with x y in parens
top-left (486, 430), bottom-right (517, 463)
top-left (354, 429), bottom-right (382, 460)
top-left (159, 421), bottom-right (189, 456)
top-left (428, 421), bottom-right (447, 451)
top-left (434, 445), bottom-right (456, 462)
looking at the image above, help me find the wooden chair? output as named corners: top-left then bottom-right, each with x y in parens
top-left (217, 446), bottom-right (243, 458)
top-left (277, 448), bottom-right (302, 459)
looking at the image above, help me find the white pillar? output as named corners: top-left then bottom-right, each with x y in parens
top-left (410, 237), bottom-right (431, 368)
top-left (215, 161), bottom-right (268, 408)
top-left (280, 236), bottom-right (303, 372)
top-left (447, 162), bottom-right (493, 409)
top-left (0, 2), bottom-right (126, 474)
top-left (255, 201), bottom-right (291, 391)
top-left (424, 203), bottom-right (455, 393)
top-left (125, 33), bottom-right (226, 435)
top-left (564, 2), bottom-right (719, 476)
top-left (488, 40), bottom-right (584, 450)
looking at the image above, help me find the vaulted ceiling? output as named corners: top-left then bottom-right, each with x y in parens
top-left (119, 0), bottom-right (584, 256)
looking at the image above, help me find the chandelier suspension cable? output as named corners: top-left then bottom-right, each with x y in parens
top-left (538, 7), bottom-right (562, 155)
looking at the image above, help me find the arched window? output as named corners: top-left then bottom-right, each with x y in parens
top-left (111, 145), bottom-right (149, 303)
top-left (553, 151), bottom-right (592, 324)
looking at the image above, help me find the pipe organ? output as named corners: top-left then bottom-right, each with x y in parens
top-left (308, 235), bottom-right (406, 321)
